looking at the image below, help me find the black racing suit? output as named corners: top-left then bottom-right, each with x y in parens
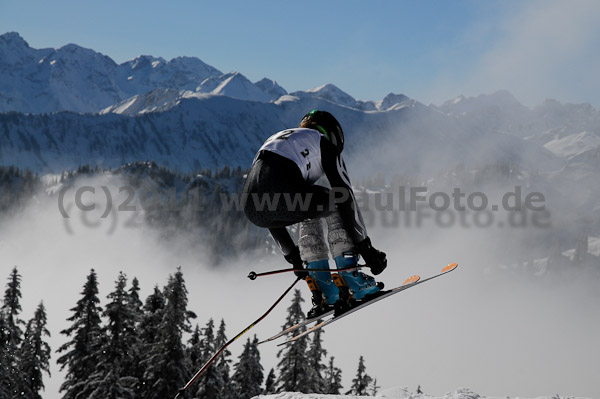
top-left (243, 128), bottom-right (367, 257)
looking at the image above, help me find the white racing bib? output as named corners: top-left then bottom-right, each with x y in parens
top-left (255, 128), bottom-right (325, 184)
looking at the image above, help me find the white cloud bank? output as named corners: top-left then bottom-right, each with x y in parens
top-left (429, 0), bottom-right (600, 107)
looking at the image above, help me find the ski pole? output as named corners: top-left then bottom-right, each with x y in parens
top-left (174, 276), bottom-right (302, 399)
top-left (247, 264), bottom-right (365, 280)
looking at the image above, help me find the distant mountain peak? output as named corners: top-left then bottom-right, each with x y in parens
top-left (299, 83), bottom-right (357, 107)
top-left (306, 83), bottom-right (352, 97)
top-left (208, 71), bottom-right (271, 102)
top-left (255, 78), bottom-right (287, 101)
top-left (380, 93), bottom-right (411, 110)
top-left (0, 31), bottom-right (29, 48)
top-left (438, 90), bottom-right (525, 116)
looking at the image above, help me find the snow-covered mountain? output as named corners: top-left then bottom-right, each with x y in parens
top-left (0, 32), bottom-right (221, 113)
top-left (1, 31), bottom-right (599, 191)
top-left (295, 84), bottom-right (363, 109)
top-left (287, 84), bottom-right (412, 112)
top-left (0, 91), bottom-right (563, 175)
top-left (197, 71), bottom-right (273, 102)
top-left (436, 91), bottom-right (600, 148)
top-left (0, 32), bottom-right (424, 115)
top-left (255, 78), bottom-right (288, 100)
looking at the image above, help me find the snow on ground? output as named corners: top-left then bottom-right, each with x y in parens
top-left (253, 387), bottom-right (591, 399)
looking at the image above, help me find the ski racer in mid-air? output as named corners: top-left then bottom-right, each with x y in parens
top-left (243, 110), bottom-right (387, 318)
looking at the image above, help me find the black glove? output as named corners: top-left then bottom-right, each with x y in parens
top-left (284, 246), bottom-right (308, 279)
top-left (356, 237), bottom-right (387, 275)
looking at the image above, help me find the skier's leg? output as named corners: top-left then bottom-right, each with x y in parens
top-left (326, 210), bottom-right (381, 301)
top-left (298, 218), bottom-right (339, 318)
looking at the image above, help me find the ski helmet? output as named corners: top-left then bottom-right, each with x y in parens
top-left (300, 110), bottom-right (345, 153)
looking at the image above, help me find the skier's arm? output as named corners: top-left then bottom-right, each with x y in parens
top-left (320, 140), bottom-right (368, 244)
top-left (321, 139), bottom-right (387, 275)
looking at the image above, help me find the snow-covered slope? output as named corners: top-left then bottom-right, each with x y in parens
top-left (99, 88), bottom-right (185, 115)
top-left (253, 387), bottom-right (591, 399)
top-left (543, 131), bottom-right (600, 159)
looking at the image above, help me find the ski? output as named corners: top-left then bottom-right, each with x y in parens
top-left (258, 309), bottom-right (334, 345)
top-left (279, 262), bottom-right (458, 346)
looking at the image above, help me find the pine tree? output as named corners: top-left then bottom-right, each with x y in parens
top-left (186, 324), bottom-right (203, 373)
top-left (349, 356), bottom-right (373, 396)
top-left (125, 277), bottom-right (144, 396)
top-left (141, 268), bottom-right (196, 399)
top-left (104, 272), bottom-right (140, 372)
top-left (18, 302), bottom-right (51, 399)
top-left (139, 285), bottom-right (165, 345)
top-left (263, 368), bottom-right (277, 394)
top-left (370, 377), bottom-right (380, 396)
top-left (306, 325), bottom-right (327, 393)
top-left (138, 285), bottom-right (165, 399)
top-left (2, 267), bottom-right (25, 346)
top-left (76, 272), bottom-right (139, 399)
top-left (1, 266), bottom-right (26, 397)
top-left (275, 289), bottom-right (311, 393)
top-left (195, 318), bottom-right (223, 399)
top-left (0, 314), bottom-right (10, 398)
top-left (323, 356), bottom-right (343, 394)
top-left (231, 336), bottom-right (264, 399)
top-left (215, 319), bottom-right (233, 399)
top-left (127, 277), bottom-right (144, 323)
top-left (57, 269), bottom-right (105, 399)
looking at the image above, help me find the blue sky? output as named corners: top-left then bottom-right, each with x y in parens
top-left (1, 0), bottom-right (599, 106)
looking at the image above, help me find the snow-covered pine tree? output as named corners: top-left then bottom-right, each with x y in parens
top-left (323, 356), bottom-right (343, 394)
top-left (2, 267), bottom-right (24, 346)
top-left (127, 277), bottom-right (144, 323)
top-left (139, 285), bottom-right (165, 345)
top-left (138, 285), bottom-right (165, 399)
top-left (57, 269), bottom-right (104, 399)
top-left (125, 276), bottom-right (144, 395)
top-left (186, 324), bottom-right (203, 373)
top-left (349, 355), bottom-right (373, 396)
top-left (75, 272), bottom-right (140, 399)
top-left (1, 266), bottom-right (25, 397)
top-left (215, 319), bottom-right (233, 399)
top-left (104, 272), bottom-right (140, 374)
top-left (0, 313), bottom-right (9, 398)
top-left (195, 318), bottom-right (223, 399)
top-left (18, 302), bottom-right (51, 399)
top-left (231, 335), bottom-right (263, 399)
top-left (306, 323), bottom-right (327, 393)
top-left (263, 368), bottom-right (277, 394)
top-left (141, 268), bottom-right (196, 399)
top-left (275, 289), bottom-right (311, 393)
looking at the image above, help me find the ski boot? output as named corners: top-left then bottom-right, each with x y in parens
top-left (305, 259), bottom-right (339, 319)
top-left (332, 252), bottom-right (383, 315)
